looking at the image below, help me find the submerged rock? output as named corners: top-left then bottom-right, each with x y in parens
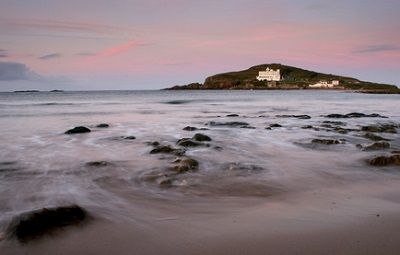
top-left (226, 114), bottom-right (239, 117)
top-left (64, 126), bottom-right (91, 134)
top-left (361, 123), bottom-right (398, 133)
top-left (324, 112), bottom-right (387, 118)
top-left (362, 133), bottom-right (390, 141)
top-left (172, 158), bottom-right (199, 173)
top-left (269, 123), bottom-right (282, 128)
top-left (6, 205), bottom-right (89, 243)
top-left (275, 114), bottom-right (311, 119)
top-left (369, 155), bottom-right (400, 166)
top-left (85, 161), bottom-right (112, 167)
top-left (362, 142), bottom-right (390, 151)
top-left (206, 121), bottom-right (249, 127)
top-left (311, 138), bottom-right (343, 145)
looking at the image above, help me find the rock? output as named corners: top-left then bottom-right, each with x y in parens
top-left (369, 155), bottom-right (400, 166)
top-left (193, 133), bottom-right (212, 142)
top-left (6, 205), bottom-right (89, 243)
top-left (363, 142), bottom-right (390, 151)
top-left (269, 123), bottom-right (282, 128)
top-left (124, 136), bottom-right (136, 140)
top-left (96, 124), bottom-right (109, 128)
top-left (172, 158), bottom-right (199, 173)
top-left (85, 161), bottom-right (111, 167)
top-left (150, 145), bottom-right (185, 156)
top-left (240, 126), bottom-right (256, 129)
top-left (311, 139), bottom-right (343, 145)
top-left (183, 126), bottom-right (198, 131)
top-left (275, 115), bottom-right (311, 119)
top-left (301, 125), bottom-right (316, 130)
top-left (226, 114), bottom-right (239, 117)
top-left (325, 113), bottom-right (387, 118)
top-left (146, 141), bottom-right (160, 147)
top-left (322, 121), bottom-right (347, 126)
top-left (361, 123), bottom-right (398, 133)
top-left (177, 138), bottom-right (204, 147)
top-left (206, 121), bottom-right (249, 127)
top-left (362, 133), bottom-right (390, 141)
top-left (64, 126), bottom-right (91, 134)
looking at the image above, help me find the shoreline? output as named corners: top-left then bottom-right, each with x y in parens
top-left (2, 179), bottom-right (400, 255)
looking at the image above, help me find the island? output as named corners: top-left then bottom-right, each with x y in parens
top-left (164, 63), bottom-right (399, 93)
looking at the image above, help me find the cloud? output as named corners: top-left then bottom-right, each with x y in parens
top-left (0, 54), bottom-right (7, 58)
top-left (76, 51), bottom-right (96, 56)
top-left (0, 62), bottom-right (42, 81)
top-left (354, 44), bottom-right (400, 54)
top-left (39, 53), bottom-right (62, 60)
top-left (96, 40), bottom-right (139, 57)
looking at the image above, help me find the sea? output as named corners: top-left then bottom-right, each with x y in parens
top-left (0, 90), bottom-right (399, 229)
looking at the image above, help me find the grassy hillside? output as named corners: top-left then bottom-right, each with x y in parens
top-left (166, 63), bottom-right (398, 91)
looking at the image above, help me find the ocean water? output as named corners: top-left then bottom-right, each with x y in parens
top-left (0, 90), bottom-right (399, 227)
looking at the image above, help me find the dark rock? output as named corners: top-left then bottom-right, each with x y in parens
top-left (362, 133), bottom-right (390, 141)
top-left (276, 115), bottom-right (311, 119)
top-left (85, 161), bottom-right (111, 167)
top-left (369, 155), bottom-right (400, 166)
top-left (322, 121), bottom-right (347, 126)
top-left (311, 139), bottom-right (343, 145)
top-left (96, 124), bottom-right (109, 128)
top-left (172, 158), bottom-right (199, 173)
top-left (240, 126), bottom-right (256, 129)
top-left (183, 126), bottom-right (198, 131)
top-left (6, 205), bottom-right (89, 243)
top-left (269, 123), bottom-right (282, 128)
top-left (226, 114), bottom-right (239, 117)
top-left (124, 136), bottom-right (136, 140)
top-left (193, 133), bottom-right (212, 141)
top-left (146, 141), bottom-right (160, 147)
top-left (177, 138), bottom-right (204, 147)
top-left (150, 145), bottom-right (185, 156)
top-left (64, 126), bottom-right (91, 134)
top-left (325, 113), bottom-right (387, 119)
top-left (301, 125), bottom-right (315, 129)
top-left (206, 121), bottom-right (249, 127)
top-left (363, 142), bottom-right (390, 151)
top-left (361, 123), bottom-right (398, 133)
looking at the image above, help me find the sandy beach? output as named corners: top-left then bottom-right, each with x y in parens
top-left (2, 178), bottom-right (400, 255)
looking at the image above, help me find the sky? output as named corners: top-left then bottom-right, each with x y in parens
top-left (0, 0), bottom-right (399, 91)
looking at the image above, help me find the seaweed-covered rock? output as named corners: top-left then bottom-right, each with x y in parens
top-left (6, 205), bottom-right (89, 242)
top-left (193, 133), bottom-right (212, 142)
top-left (369, 155), bottom-right (400, 166)
top-left (226, 114), bottom-right (239, 117)
top-left (64, 126), bottom-right (91, 134)
top-left (269, 123), bottom-right (282, 128)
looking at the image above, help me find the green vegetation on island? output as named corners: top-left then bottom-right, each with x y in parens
top-left (165, 63), bottom-right (399, 92)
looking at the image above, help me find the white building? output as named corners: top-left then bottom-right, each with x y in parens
top-left (256, 67), bottom-right (281, 81)
top-left (309, 80), bottom-right (340, 88)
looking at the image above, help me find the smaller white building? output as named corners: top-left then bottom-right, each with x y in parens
top-left (257, 67), bottom-right (281, 81)
top-left (309, 80), bottom-right (340, 88)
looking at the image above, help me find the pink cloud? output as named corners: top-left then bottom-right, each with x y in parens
top-left (96, 40), bottom-right (139, 57)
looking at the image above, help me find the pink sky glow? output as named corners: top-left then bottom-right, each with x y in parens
top-left (0, 0), bottom-right (399, 90)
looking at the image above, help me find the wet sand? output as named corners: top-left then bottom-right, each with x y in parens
top-left (2, 179), bottom-right (400, 255)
